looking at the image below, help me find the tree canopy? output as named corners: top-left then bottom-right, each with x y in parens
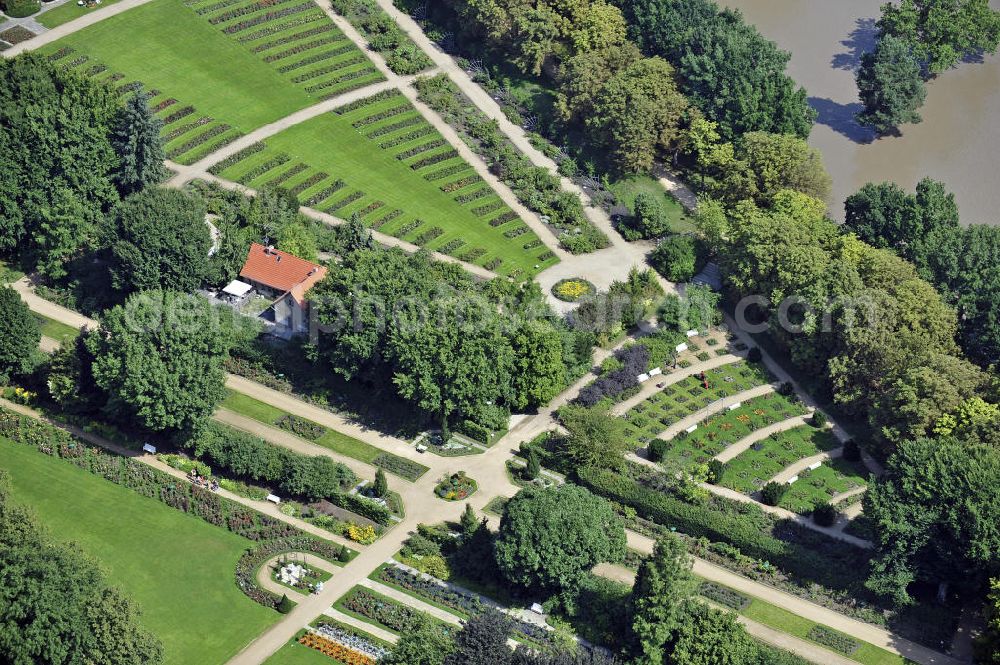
top-left (878, 0), bottom-right (1000, 74)
top-left (110, 91), bottom-right (166, 195)
top-left (0, 472), bottom-right (163, 665)
top-left (495, 485), bottom-right (626, 593)
top-left (855, 34), bottom-right (926, 134)
top-left (864, 437), bottom-right (1000, 605)
top-left (105, 188), bottom-right (211, 295)
top-left (0, 54), bottom-right (119, 278)
top-left (0, 286), bottom-right (41, 380)
top-left (87, 290), bottom-right (241, 433)
top-left (624, 0), bottom-right (814, 140)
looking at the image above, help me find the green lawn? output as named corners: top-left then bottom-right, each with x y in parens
top-left (622, 361), bottom-right (771, 446)
top-left (263, 634), bottom-right (335, 665)
top-left (37, 0), bottom-right (128, 28)
top-left (220, 390), bottom-right (429, 480)
top-left (0, 439), bottom-right (278, 665)
top-left (35, 313), bottom-right (80, 344)
top-left (657, 392), bottom-right (808, 468)
top-left (43, 0), bottom-right (381, 163)
top-left (779, 457), bottom-right (869, 514)
top-left (608, 173), bottom-right (695, 234)
top-left (719, 425), bottom-right (841, 494)
top-left (214, 91), bottom-right (558, 279)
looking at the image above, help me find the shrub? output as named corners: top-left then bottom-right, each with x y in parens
top-left (575, 344), bottom-right (650, 406)
top-left (277, 594), bottom-right (294, 614)
top-left (707, 459), bottom-right (725, 484)
top-left (647, 438), bottom-right (669, 462)
top-left (649, 234), bottom-right (697, 281)
top-left (760, 481), bottom-right (786, 506)
top-left (747, 347), bottom-right (762, 362)
top-left (3, 0), bottom-right (40, 17)
top-left (699, 582), bottom-right (750, 610)
top-left (842, 439), bottom-right (861, 462)
top-left (812, 502), bottom-right (838, 527)
top-left (811, 411), bottom-right (828, 428)
top-left (807, 626), bottom-right (860, 655)
top-left (777, 381), bottom-right (795, 396)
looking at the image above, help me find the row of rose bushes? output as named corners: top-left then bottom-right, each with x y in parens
top-left (167, 123), bottom-right (239, 161)
top-left (396, 138), bottom-right (446, 160)
top-left (368, 115), bottom-right (423, 138)
top-left (413, 74), bottom-right (608, 254)
top-left (308, 67), bottom-right (382, 97)
top-left (378, 565), bottom-right (557, 647)
top-left (262, 36), bottom-right (342, 63)
top-left (251, 24), bottom-right (337, 52)
top-left (330, 0), bottom-right (433, 75)
top-left (378, 126), bottom-right (436, 150)
top-left (266, 162), bottom-right (309, 188)
top-left (292, 53), bottom-right (367, 83)
top-left (277, 44), bottom-right (358, 73)
top-left (237, 13), bottom-right (319, 42)
top-left (352, 102), bottom-right (411, 128)
top-left (222, 3), bottom-right (315, 35)
top-left (341, 588), bottom-right (435, 633)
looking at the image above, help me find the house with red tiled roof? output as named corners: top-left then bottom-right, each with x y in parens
top-left (237, 243), bottom-right (327, 333)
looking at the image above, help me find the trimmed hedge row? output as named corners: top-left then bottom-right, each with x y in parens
top-left (251, 24), bottom-right (337, 52)
top-left (576, 466), bottom-right (869, 590)
top-left (186, 422), bottom-right (396, 524)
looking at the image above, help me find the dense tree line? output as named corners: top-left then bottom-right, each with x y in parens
top-left (856, 0), bottom-right (1000, 133)
top-left (621, 0), bottom-right (815, 141)
top-left (0, 471), bottom-right (163, 664)
top-left (845, 178), bottom-right (1000, 367)
top-left (311, 241), bottom-right (594, 434)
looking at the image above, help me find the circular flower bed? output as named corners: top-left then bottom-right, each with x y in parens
top-left (551, 278), bottom-right (596, 302)
top-left (434, 471), bottom-right (478, 501)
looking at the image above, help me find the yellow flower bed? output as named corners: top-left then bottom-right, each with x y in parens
top-left (552, 278), bottom-right (595, 302)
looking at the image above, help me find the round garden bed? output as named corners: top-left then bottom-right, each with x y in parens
top-left (434, 471), bottom-right (477, 501)
top-left (551, 278), bottom-right (596, 302)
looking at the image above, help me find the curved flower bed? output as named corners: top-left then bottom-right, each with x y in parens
top-left (235, 537), bottom-right (352, 610)
top-left (552, 278), bottom-right (596, 302)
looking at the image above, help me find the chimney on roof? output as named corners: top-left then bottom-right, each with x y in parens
top-left (276, 255), bottom-right (281, 263)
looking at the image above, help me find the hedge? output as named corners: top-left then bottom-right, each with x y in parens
top-left (3, 0), bottom-right (39, 17)
top-left (186, 422), bottom-right (392, 525)
top-left (576, 466), bottom-right (868, 590)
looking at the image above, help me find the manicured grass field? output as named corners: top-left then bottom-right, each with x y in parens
top-left (43, 0), bottom-right (381, 163)
top-left (608, 173), bottom-right (695, 234)
top-left (658, 392), bottom-right (808, 467)
top-left (213, 90), bottom-right (558, 278)
top-left (37, 0), bottom-right (128, 28)
top-left (35, 313), bottom-right (81, 344)
top-left (622, 361), bottom-right (771, 446)
top-left (0, 439), bottom-right (278, 665)
top-left (719, 425), bottom-right (840, 494)
top-left (220, 390), bottom-right (429, 480)
top-left (779, 457), bottom-right (869, 514)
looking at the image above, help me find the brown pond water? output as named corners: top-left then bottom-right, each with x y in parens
top-left (719, 0), bottom-right (1000, 223)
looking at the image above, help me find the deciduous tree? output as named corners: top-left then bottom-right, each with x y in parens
top-left (495, 485), bottom-right (625, 593)
top-left (855, 35), bottom-right (926, 134)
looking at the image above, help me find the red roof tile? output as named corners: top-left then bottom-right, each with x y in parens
top-left (239, 243), bottom-right (327, 300)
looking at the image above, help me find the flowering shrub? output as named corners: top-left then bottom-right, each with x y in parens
top-left (164, 116), bottom-right (213, 142)
top-left (413, 226), bottom-right (444, 246)
top-left (355, 201), bottom-right (384, 217)
top-left (438, 239), bottom-right (466, 254)
top-left (459, 247), bottom-right (486, 263)
top-left (222, 3), bottom-right (314, 34)
top-left (368, 115), bottom-right (424, 139)
top-left (8, 386), bottom-right (37, 405)
top-left (503, 226), bottom-right (529, 239)
top-left (440, 175), bottom-right (480, 193)
top-left (346, 523), bottom-right (377, 544)
top-left (484, 258), bottom-right (502, 271)
top-left (167, 124), bottom-right (237, 160)
top-left (454, 187), bottom-right (492, 204)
